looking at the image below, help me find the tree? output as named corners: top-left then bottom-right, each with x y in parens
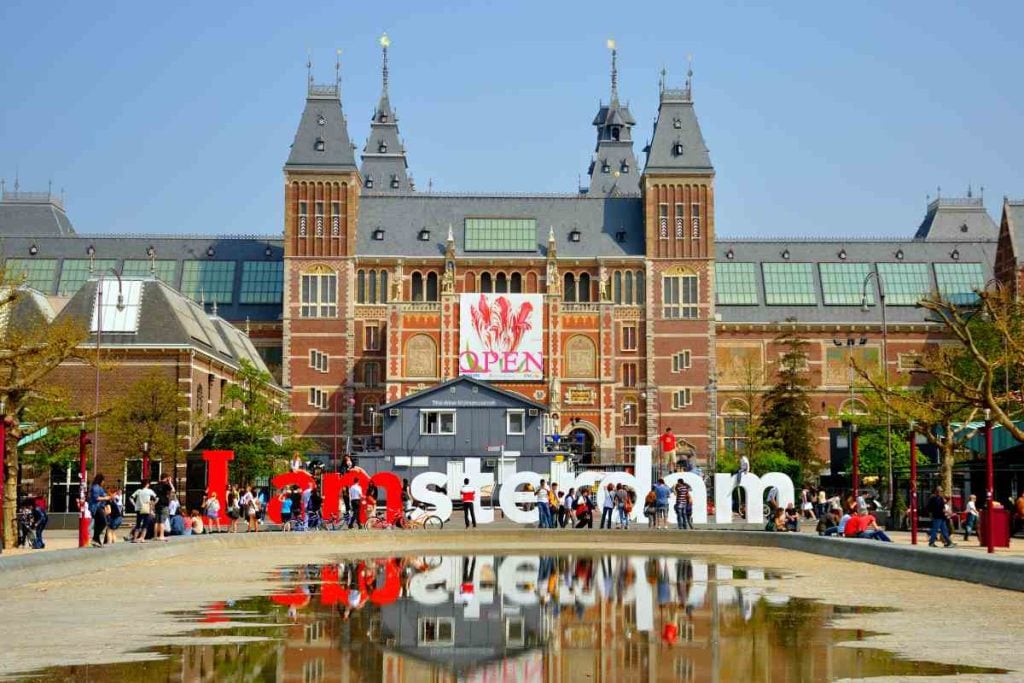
top-left (0, 293), bottom-right (94, 548)
top-left (108, 371), bottom-right (182, 468)
top-left (760, 325), bottom-right (817, 476)
top-left (204, 359), bottom-right (303, 485)
top-left (19, 390), bottom-right (83, 470)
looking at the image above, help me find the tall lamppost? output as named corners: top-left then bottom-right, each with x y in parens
top-left (94, 269), bottom-right (126, 481)
top-left (141, 440), bottom-right (151, 482)
top-left (861, 269), bottom-right (892, 505)
top-left (908, 420), bottom-right (918, 545)
top-left (984, 279), bottom-right (1010, 399)
top-left (984, 408), bottom-right (994, 554)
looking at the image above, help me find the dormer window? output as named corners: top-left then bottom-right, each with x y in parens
top-left (960, 223), bottom-right (969, 233)
top-left (372, 228), bottom-right (385, 241)
top-left (418, 228), bottom-right (431, 241)
top-left (673, 117), bottom-right (682, 129)
top-left (378, 140), bottom-right (388, 153)
top-left (611, 126), bottom-right (620, 141)
top-left (569, 229), bottom-right (582, 243)
top-left (317, 115), bottom-right (326, 126)
top-left (620, 161), bottom-right (630, 174)
top-left (365, 175), bottom-right (374, 189)
top-left (615, 231), bottom-right (626, 243)
top-left (314, 137), bottom-right (325, 152)
top-left (950, 249), bottom-right (960, 261)
top-left (601, 160), bottom-right (611, 174)
top-left (390, 174), bottom-right (400, 189)
top-left (379, 112), bottom-right (388, 123)
top-left (672, 142), bottom-right (684, 156)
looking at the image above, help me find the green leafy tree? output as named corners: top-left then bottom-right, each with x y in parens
top-left (19, 390), bottom-right (83, 470)
top-left (760, 326), bottom-right (817, 475)
top-left (108, 371), bottom-right (182, 478)
top-left (204, 359), bottom-right (303, 485)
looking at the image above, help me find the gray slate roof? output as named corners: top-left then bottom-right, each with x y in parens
top-left (914, 197), bottom-right (997, 240)
top-left (381, 374), bottom-right (547, 411)
top-left (0, 234), bottom-right (284, 323)
top-left (588, 98), bottom-right (640, 196)
top-left (0, 194), bottom-right (76, 236)
top-left (360, 91), bottom-right (413, 193)
top-left (356, 194), bottom-right (644, 258)
top-left (1003, 199), bottom-right (1024, 261)
top-left (643, 88), bottom-right (713, 174)
top-left (285, 88), bottom-right (357, 171)
top-left (714, 237), bottom-right (997, 325)
top-left (55, 277), bottom-right (273, 374)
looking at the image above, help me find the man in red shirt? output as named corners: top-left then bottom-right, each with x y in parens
top-left (843, 510), bottom-right (868, 537)
top-left (659, 428), bottom-right (677, 468)
top-left (459, 478), bottom-right (477, 528)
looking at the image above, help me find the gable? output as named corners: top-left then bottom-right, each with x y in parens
top-left (382, 376), bottom-right (545, 411)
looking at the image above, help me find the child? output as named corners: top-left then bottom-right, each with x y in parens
top-left (190, 509), bottom-right (205, 535)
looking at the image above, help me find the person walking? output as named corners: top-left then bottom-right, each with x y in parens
top-left (926, 487), bottom-right (955, 548)
top-left (674, 477), bottom-right (693, 530)
top-left (279, 490), bottom-right (294, 531)
top-left (30, 495), bottom-right (48, 549)
top-left (460, 478), bottom-right (478, 528)
top-left (575, 487), bottom-right (595, 529)
top-left (106, 488), bottom-right (123, 544)
top-left (152, 474), bottom-right (175, 542)
top-left (536, 479), bottom-right (552, 529)
top-left (130, 480), bottom-right (157, 543)
top-left (348, 480), bottom-right (364, 529)
top-left (564, 487), bottom-right (577, 528)
top-left (654, 478), bottom-right (671, 530)
top-left (600, 483), bottom-right (615, 529)
top-left (226, 484), bottom-right (241, 533)
top-left (963, 494), bottom-right (979, 541)
top-left (88, 473), bottom-right (113, 548)
top-left (240, 486), bottom-right (258, 532)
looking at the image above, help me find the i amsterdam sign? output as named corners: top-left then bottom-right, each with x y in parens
top-left (199, 448), bottom-right (796, 527)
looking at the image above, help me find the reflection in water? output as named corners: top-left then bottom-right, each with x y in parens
top-left (27, 555), bottom-right (1001, 682)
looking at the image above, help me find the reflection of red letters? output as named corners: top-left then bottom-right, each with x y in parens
top-left (320, 565), bottom-right (346, 606)
top-left (201, 600), bottom-right (228, 624)
top-left (266, 471), bottom-right (315, 523)
top-left (338, 471), bottom-right (370, 523)
top-left (202, 450), bottom-right (234, 524)
top-left (370, 560), bottom-right (402, 606)
top-left (271, 587), bottom-right (310, 608)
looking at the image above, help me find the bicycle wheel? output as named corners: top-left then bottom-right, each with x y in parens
top-left (368, 516), bottom-right (389, 530)
top-left (422, 515), bottom-right (443, 530)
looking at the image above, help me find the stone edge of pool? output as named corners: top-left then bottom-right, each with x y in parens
top-left (3, 530), bottom-right (1023, 593)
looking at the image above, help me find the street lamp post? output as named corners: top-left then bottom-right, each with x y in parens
top-left (141, 440), bottom-right (151, 482)
top-left (78, 426), bottom-right (91, 548)
top-left (908, 420), bottom-right (918, 545)
top-left (861, 269), bottom-right (892, 505)
top-left (984, 408), bottom-right (994, 554)
top-left (851, 423), bottom-right (860, 495)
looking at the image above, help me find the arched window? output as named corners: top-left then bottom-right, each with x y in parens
top-left (839, 398), bottom-right (869, 416)
top-left (426, 272), bottom-right (438, 301)
top-left (564, 335), bottom-right (597, 377)
top-left (301, 264), bottom-right (338, 317)
top-left (636, 270), bottom-right (645, 305)
top-left (624, 271), bottom-right (634, 305)
top-left (368, 270), bottom-right (377, 304)
top-left (480, 272), bottom-right (493, 293)
top-left (510, 272), bottom-right (522, 293)
top-left (563, 273), bottom-right (576, 302)
top-left (411, 272), bottom-right (424, 301)
top-left (526, 272), bottom-right (538, 293)
top-left (405, 334), bottom-right (438, 378)
top-left (578, 273), bottom-right (591, 302)
top-left (613, 271), bottom-right (622, 304)
top-left (357, 270), bottom-right (366, 304)
top-left (495, 272), bottom-right (508, 293)
top-left (662, 265), bottom-right (698, 319)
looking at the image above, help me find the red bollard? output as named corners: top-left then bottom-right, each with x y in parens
top-left (78, 428), bottom-right (91, 548)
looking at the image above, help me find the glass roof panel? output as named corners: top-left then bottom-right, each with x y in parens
top-left (181, 261), bottom-right (236, 304)
top-left (58, 259), bottom-right (117, 296)
top-left (762, 262), bottom-right (816, 305)
top-left (464, 218), bottom-right (536, 252)
top-left (876, 263), bottom-right (931, 306)
top-left (240, 261), bottom-right (283, 304)
top-left (715, 262), bottom-right (758, 305)
top-left (5, 258), bottom-right (58, 293)
top-left (934, 262), bottom-right (984, 305)
top-left (819, 263), bottom-right (874, 306)
top-left (122, 259), bottom-right (177, 285)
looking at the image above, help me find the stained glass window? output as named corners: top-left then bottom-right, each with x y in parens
top-left (876, 263), bottom-right (930, 306)
top-left (464, 218), bottom-right (536, 252)
top-left (819, 263), bottom-right (874, 306)
top-left (4, 258), bottom-right (58, 292)
top-left (715, 262), bottom-right (758, 305)
top-left (762, 263), bottom-right (816, 305)
top-left (935, 262), bottom-right (984, 305)
top-left (58, 259), bottom-right (117, 296)
top-left (181, 261), bottom-right (236, 304)
top-left (122, 259), bottom-right (177, 285)
top-left (240, 261), bottom-right (283, 304)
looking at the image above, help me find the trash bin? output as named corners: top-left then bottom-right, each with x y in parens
top-left (979, 508), bottom-right (1011, 548)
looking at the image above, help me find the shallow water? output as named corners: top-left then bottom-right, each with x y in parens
top-left (18, 553), bottom-right (1002, 681)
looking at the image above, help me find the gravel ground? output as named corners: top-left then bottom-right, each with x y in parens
top-left (1, 532), bottom-right (1021, 681)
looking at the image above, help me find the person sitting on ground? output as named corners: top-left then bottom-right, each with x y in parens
top-left (848, 507), bottom-right (892, 542)
top-left (169, 509), bottom-right (186, 536)
top-left (190, 509), bottom-right (205, 535)
top-left (767, 507), bottom-right (788, 532)
top-left (819, 508), bottom-right (843, 536)
top-left (784, 503), bottom-right (800, 532)
top-left (836, 508), bottom-right (852, 536)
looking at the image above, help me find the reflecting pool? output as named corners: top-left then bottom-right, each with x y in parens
top-left (22, 554), bottom-right (1001, 681)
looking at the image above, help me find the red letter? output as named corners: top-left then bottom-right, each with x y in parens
top-left (339, 470), bottom-right (371, 524)
top-left (321, 473), bottom-right (342, 520)
top-left (370, 471), bottom-right (403, 524)
top-left (202, 450), bottom-right (233, 523)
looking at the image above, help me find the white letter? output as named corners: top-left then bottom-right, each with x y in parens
top-left (411, 472), bottom-right (453, 522)
top-left (664, 472), bottom-right (708, 525)
top-left (499, 471), bottom-right (541, 524)
top-left (462, 457), bottom-right (495, 524)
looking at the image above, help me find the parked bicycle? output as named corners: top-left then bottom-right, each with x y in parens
top-left (367, 507), bottom-right (444, 530)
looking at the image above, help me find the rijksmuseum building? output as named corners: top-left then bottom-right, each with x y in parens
top-left (4, 41), bottom-right (1024, 484)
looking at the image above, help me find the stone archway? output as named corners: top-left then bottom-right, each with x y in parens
top-left (562, 420), bottom-right (601, 464)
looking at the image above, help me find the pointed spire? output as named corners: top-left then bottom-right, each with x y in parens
top-left (659, 67), bottom-right (666, 94)
top-left (335, 48), bottom-right (342, 91)
top-left (211, 299), bottom-right (218, 317)
top-left (446, 223), bottom-right (454, 243)
top-left (607, 39), bottom-right (618, 103)
top-left (379, 33), bottom-right (391, 96)
top-left (306, 49), bottom-right (313, 90)
top-left (685, 54), bottom-right (693, 94)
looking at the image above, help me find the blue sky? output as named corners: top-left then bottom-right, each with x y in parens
top-left (1, 1), bottom-right (1022, 238)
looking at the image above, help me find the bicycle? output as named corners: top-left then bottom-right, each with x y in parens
top-left (367, 507), bottom-right (444, 530)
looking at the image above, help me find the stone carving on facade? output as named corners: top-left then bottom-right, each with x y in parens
top-left (405, 334), bottom-right (438, 378)
top-left (564, 335), bottom-right (596, 378)
top-left (442, 261), bottom-right (455, 294)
